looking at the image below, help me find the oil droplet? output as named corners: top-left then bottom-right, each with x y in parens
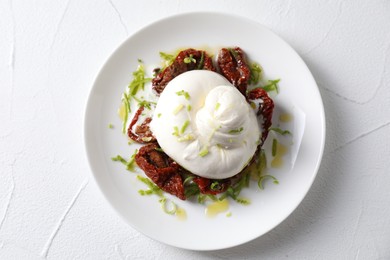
top-left (271, 143), bottom-right (288, 168)
top-left (279, 113), bottom-right (293, 123)
top-left (205, 199), bottom-right (229, 218)
top-left (118, 102), bottom-right (126, 121)
top-left (176, 208), bottom-right (187, 221)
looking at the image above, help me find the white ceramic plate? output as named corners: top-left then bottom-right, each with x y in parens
top-left (84, 12), bottom-right (325, 250)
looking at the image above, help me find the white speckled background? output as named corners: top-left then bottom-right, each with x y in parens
top-left (1, 0), bottom-right (389, 259)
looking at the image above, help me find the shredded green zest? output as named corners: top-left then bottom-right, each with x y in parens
top-left (187, 105), bottom-right (192, 111)
top-left (184, 185), bottom-right (200, 198)
top-left (272, 139), bottom-right (278, 157)
top-left (121, 94), bottom-right (130, 134)
top-left (184, 54), bottom-right (196, 64)
top-left (198, 194), bottom-right (217, 204)
top-left (111, 149), bottom-right (138, 172)
top-left (159, 51), bottom-right (175, 65)
top-left (154, 147), bottom-right (164, 152)
top-left (172, 126), bottom-right (180, 136)
top-left (172, 122), bottom-right (193, 142)
top-left (157, 113), bottom-right (162, 118)
top-left (128, 61), bottom-right (152, 96)
top-left (219, 171), bottom-right (251, 201)
top-left (183, 176), bottom-right (195, 186)
top-left (236, 198), bottom-right (251, 205)
top-left (226, 212), bottom-right (232, 217)
top-left (180, 120), bottom-right (190, 134)
top-left (228, 48), bottom-right (239, 60)
top-left (258, 175), bottom-right (279, 190)
top-left (229, 127), bottom-right (244, 134)
top-left (210, 181), bottom-right (221, 191)
top-left (176, 90), bottom-right (190, 100)
top-left (137, 175), bottom-right (163, 196)
top-left (183, 175), bottom-right (200, 198)
top-left (111, 155), bottom-right (127, 164)
top-left (249, 63), bottom-right (262, 85)
top-left (127, 149), bottom-right (138, 171)
top-left (131, 95), bottom-right (156, 110)
top-left (270, 127), bottom-right (291, 136)
top-left (199, 147), bottom-right (209, 157)
top-left (215, 102), bottom-right (221, 111)
top-left (159, 197), bottom-right (177, 215)
top-left (177, 134), bottom-right (194, 142)
top-left (256, 149), bottom-right (267, 177)
top-left (197, 52), bottom-right (205, 69)
top-left (108, 123), bottom-right (114, 129)
top-left (262, 79), bottom-right (280, 93)
top-left (173, 104), bottom-right (184, 115)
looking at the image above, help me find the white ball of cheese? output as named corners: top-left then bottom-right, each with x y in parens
top-left (150, 70), bottom-right (261, 179)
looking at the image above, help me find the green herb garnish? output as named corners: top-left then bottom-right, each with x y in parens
top-left (270, 127), bottom-right (291, 136)
top-left (215, 102), bottom-right (221, 111)
top-left (197, 52), bottom-right (205, 69)
top-left (159, 197), bottom-right (177, 215)
top-left (220, 171), bottom-right (251, 201)
top-left (137, 175), bottom-right (163, 196)
top-left (258, 175), bottom-right (279, 190)
top-left (111, 155), bottom-right (127, 164)
top-left (228, 48), bottom-right (239, 60)
top-left (159, 51), bottom-right (175, 65)
top-left (198, 194), bottom-right (217, 204)
top-left (176, 90), bottom-right (190, 100)
top-left (180, 120), bottom-right (190, 134)
top-left (210, 181), bottom-right (221, 191)
top-left (249, 63), bottom-right (262, 85)
top-left (172, 126), bottom-right (180, 136)
top-left (111, 149), bottom-right (138, 172)
top-left (177, 134), bottom-right (194, 142)
top-left (199, 147), bottom-right (209, 157)
top-left (173, 104), bottom-right (184, 115)
top-left (272, 139), bottom-right (278, 157)
top-left (131, 95), bottom-right (156, 110)
top-left (229, 127), bottom-right (244, 134)
top-left (187, 105), bottom-right (192, 111)
top-left (108, 123), bottom-right (114, 129)
top-left (121, 94), bottom-right (130, 134)
top-left (183, 176), bottom-right (200, 198)
top-left (236, 197), bottom-right (251, 205)
top-left (128, 61), bottom-right (152, 96)
top-left (256, 149), bottom-right (267, 177)
top-left (262, 79), bottom-right (280, 93)
top-left (184, 54), bottom-right (196, 64)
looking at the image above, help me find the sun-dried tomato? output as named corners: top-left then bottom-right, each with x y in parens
top-left (127, 106), bottom-right (156, 144)
top-left (217, 47), bottom-right (251, 95)
top-left (247, 88), bottom-right (274, 145)
top-left (192, 177), bottom-right (230, 195)
top-left (152, 48), bottom-right (216, 94)
top-left (135, 143), bottom-right (185, 200)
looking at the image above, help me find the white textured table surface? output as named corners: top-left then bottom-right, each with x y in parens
top-left (1, 1), bottom-right (390, 259)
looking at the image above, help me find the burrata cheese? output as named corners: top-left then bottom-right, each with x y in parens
top-left (149, 70), bottom-right (261, 179)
